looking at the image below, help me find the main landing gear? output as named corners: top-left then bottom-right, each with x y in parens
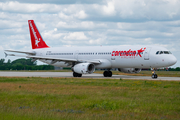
top-left (73, 72), bottom-right (82, 77)
top-left (73, 71), bottom-right (112, 77)
top-left (151, 68), bottom-right (158, 79)
top-left (103, 71), bottom-right (112, 77)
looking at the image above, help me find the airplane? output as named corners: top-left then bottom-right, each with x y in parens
top-left (5, 20), bottom-right (177, 78)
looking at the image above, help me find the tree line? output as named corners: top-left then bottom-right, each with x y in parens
top-left (0, 58), bottom-right (54, 70)
top-left (168, 67), bottom-right (180, 71)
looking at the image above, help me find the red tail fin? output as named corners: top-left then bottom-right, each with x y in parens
top-left (28, 20), bottom-right (49, 49)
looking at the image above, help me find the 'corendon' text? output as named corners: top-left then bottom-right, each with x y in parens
top-left (112, 48), bottom-right (146, 57)
top-left (29, 21), bottom-right (38, 41)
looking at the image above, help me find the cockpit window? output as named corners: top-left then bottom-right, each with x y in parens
top-left (160, 51), bottom-right (163, 54)
top-left (156, 51), bottom-right (172, 55)
top-left (164, 51), bottom-right (169, 54)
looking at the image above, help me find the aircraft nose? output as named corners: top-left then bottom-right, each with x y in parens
top-left (168, 55), bottom-right (177, 66)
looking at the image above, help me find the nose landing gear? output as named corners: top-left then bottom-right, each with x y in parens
top-left (151, 73), bottom-right (158, 79)
top-left (151, 68), bottom-right (158, 79)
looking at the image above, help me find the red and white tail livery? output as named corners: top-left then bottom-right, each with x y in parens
top-left (28, 20), bottom-right (49, 49)
top-left (5, 20), bottom-right (177, 79)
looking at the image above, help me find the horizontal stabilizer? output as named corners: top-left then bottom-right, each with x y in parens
top-left (5, 50), bottom-right (36, 55)
top-left (4, 52), bottom-right (27, 57)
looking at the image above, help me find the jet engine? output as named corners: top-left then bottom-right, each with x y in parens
top-left (118, 68), bottom-right (141, 73)
top-left (72, 63), bottom-right (95, 74)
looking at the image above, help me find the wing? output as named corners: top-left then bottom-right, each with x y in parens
top-left (5, 50), bottom-right (101, 64)
top-left (27, 55), bottom-right (100, 64)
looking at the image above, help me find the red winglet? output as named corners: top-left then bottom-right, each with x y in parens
top-left (28, 20), bottom-right (49, 49)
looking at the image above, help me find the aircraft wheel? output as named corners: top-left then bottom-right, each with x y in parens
top-left (151, 74), bottom-right (154, 79)
top-left (154, 74), bottom-right (158, 78)
top-left (108, 71), bottom-right (112, 77)
top-left (103, 71), bottom-right (112, 77)
top-left (73, 72), bottom-right (77, 77)
top-left (78, 74), bottom-right (82, 77)
top-left (73, 72), bottom-right (82, 77)
top-left (151, 74), bottom-right (158, 79)
top-left (103, 71), bottom-right (107, 77)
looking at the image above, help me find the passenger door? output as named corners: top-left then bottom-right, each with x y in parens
top-left (144, 47), bottom-right (151, 60)
top-left (74, 50), bottom-right (79, 60)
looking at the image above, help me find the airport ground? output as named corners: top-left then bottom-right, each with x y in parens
top-left (0, 71), bottom-right (180, 119)
top-left (0, 70), bottom-right (180, 80)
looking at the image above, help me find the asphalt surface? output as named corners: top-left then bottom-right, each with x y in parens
top-left (0, 71), bottom-right (180, 81)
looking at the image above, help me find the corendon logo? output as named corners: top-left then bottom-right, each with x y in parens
top-left (29, 21), bottom-right (40, 47)
top-left (112, 48), bottom-right (146, 58)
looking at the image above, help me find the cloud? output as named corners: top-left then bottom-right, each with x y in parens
top-left (63, 32), bottom-right (88, 40)
top-left (102, 1), bottom-right (116, 16)
top-left (0, 0), bottom-right (180, 67)
top-left (0, 1), bottom-right (63, 13)
top-left (89, 38), bottom-right (107, 45)
top-left (74, 10), bottom-right (88, 19)
top-left (0, 0), bottom-right (105, 4)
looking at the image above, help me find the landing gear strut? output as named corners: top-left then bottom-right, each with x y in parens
top-left (103, 71), bottom-right (112, 77)
top-left (151, 68), bottom-right (158, 79)
top-left (73, 72), bottom-right (82, 77)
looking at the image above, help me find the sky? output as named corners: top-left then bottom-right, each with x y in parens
top-left (0, 0), bottom-right (180, 68)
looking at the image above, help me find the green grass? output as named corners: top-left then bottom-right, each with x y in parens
top-left (0, 77), bottom-right (180, 120)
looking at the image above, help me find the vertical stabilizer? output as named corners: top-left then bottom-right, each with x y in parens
top-left (28, 20), bottom-right (49, 49)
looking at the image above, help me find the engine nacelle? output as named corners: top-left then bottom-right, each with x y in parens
top-left (118, 68), bottom-right (141, 73)
top-left (72, 63), bottom-right (95, 74)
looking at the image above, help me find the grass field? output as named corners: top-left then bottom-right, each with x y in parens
top-left (0, 77), bottom-right (180, 120)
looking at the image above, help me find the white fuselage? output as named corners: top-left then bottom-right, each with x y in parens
top-left (32, 45), bottom-right (177, 69)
